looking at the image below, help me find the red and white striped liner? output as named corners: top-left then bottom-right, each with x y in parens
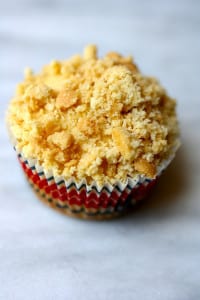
top-left (14, 142), bottom-right (179, 219)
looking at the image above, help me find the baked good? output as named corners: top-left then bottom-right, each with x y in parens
top-left (7, 45), bottom-right (180, 219)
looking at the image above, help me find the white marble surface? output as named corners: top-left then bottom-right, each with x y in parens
top-left (1, 0), bottom-right (200, 299)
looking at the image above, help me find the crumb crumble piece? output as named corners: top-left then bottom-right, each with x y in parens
top-left (47, 131), bottom-right (73, 150)
top-left (134, 158), bottom-right (156, 178)
top-left (56, 89), bottom-right (78, 110)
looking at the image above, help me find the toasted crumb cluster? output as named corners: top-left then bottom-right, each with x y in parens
top-left (8, 45), bottom-right (179, 185)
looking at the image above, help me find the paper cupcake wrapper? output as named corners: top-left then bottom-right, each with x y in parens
top-left (13, 140), bottom-right (178, 219)
top-left (15, 149), bottom-right (161, 219)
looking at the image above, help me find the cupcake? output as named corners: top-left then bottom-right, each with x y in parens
top-left (6, 45), bottom-right (180, 219)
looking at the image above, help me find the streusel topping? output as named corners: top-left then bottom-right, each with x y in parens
top-left (7, 45), bottom-right (179, 185)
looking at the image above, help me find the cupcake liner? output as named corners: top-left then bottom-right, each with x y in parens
top-left (10, 126), bottom-right (179, 219)
top-left (14, 151), bottom-right (161, 219)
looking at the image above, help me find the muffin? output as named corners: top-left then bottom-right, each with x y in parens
top-left (6, 45), bottom-right (180, 219)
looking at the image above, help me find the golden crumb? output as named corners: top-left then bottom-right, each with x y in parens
top-left (47, 131), bottom-right (73, 151)
top-left (134, 158), bottom-right (156, 178)
top-left (7, 45), bottom-right (179, 185)
top-left (112, 127), bottom-right (132, 160)
top-left (77, 118), bottom-right (96, 136)
top-left (56, 89), bottom-right (78, 110)
top-left (83, 45), bottom-right (97, 60)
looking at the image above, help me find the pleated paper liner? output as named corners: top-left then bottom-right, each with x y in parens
top-left (14, 144), bottom-right (179, 219)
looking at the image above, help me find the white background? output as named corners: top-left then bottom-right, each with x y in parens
top-left (1, 0), bottom-right (200, 299)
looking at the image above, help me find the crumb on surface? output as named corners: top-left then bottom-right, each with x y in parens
top-left (7, 45), bottom-right (179, 185)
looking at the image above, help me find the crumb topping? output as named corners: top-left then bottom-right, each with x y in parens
top-left (7, 45), bottom-right (179, 185)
